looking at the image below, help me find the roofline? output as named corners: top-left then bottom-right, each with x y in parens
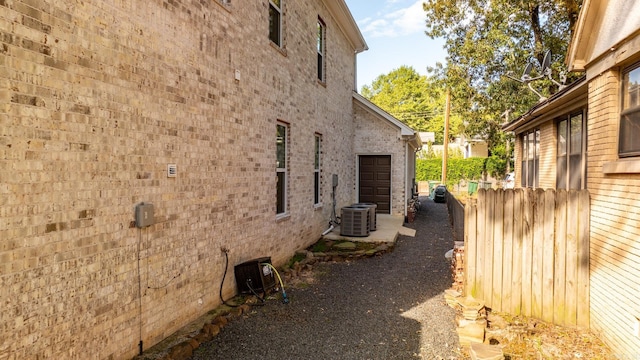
top-left (353, 92), bottom-right (415, 135)
top-left (352, 92), bottom-right (422, 149)
top-left (566, 0), bottom-right (593, 71)
top-left (502, 76), bottom-right (588, 132)
top-left (323, 0), bottom-right (368, 53)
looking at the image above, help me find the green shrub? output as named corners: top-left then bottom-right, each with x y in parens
top-left (416, 157), bottom-right (487, 188)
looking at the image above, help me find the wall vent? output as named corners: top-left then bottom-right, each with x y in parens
top-left (340, 206), bottom-right (370, 237)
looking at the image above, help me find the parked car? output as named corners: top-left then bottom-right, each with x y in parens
top-left (434, 185), bottom-right (447, 203)
top-left (503, 172), bottom-right (515, 189)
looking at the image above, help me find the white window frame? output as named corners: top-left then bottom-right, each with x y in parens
top-left (317, 18), bottom-right (326, 83)
top-left (314, 134), bottom-right (322, 206)
top-left (619, 62), bottom-right (640, 157)
top-left (521, 128), bottom-right (539, 188)
top-left (269, 0), bottom-right (282, 47)
top-left (276, 122), bottom-right (288, 216)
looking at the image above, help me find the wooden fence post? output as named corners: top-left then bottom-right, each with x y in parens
top-left (554, 189), bottom-right (568, 326)
top-left (476, 189), bottom-right (487, 302)
top-left (502, 189), bottom-right (515, 313)
top-left (542, 189), bottom-right (556, 323)
top-left (521, 188), bottom-right (534, 317)
top-left (483, 189), bottom-right (495, 309)
top-left (492, 189), bottom-right (504, 311)
top-left (577, 190), bottom-right (590, 327)
top-left (565, 190), bottom-right (580, 326)
top-left (512, 189), bottom-right (524, 315)
top-left (464, 198), bottom-right (477, 298)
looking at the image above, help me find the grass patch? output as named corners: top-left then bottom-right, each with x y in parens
top-left (311, 239), bottom-right (328, 252)
top-left (308, 239), bottom-right (380, 253)
top-left (286, 253), bottom-right (306, 268)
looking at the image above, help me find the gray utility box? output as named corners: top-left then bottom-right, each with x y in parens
top-left (340, 206), bottom-right (370, 237)
top-left (135, 202), bottom-right (154, 228)
top-left (351, 203), bottom-right (377, 231)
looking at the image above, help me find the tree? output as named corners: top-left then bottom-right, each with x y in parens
top-left (360, 66), bottom-right (461, 144)
top-left (422, 0), bottom-right (582, 158)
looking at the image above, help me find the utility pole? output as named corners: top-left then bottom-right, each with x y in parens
top-left (442, 89), bottom-right (450, 184)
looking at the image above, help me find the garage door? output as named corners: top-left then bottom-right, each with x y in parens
top-left (358, 155), bottom-right (391, 214)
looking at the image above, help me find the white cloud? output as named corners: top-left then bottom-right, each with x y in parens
top-left (358, 0), bottom-right (426, 38)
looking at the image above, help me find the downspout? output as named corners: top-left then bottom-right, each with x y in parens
top-left (404, 141), bottom-right (409, 218)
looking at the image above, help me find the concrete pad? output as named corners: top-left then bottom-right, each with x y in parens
top-left (322, 214), bottom-right (413, 244)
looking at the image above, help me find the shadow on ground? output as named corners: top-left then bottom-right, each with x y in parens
top-left (190, 196), bottom-right (460, 360)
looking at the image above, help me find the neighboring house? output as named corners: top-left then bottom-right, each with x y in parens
top-left (0, 1), bottom-right (419, 359)
top-left (503, 0), bottom-right (640, 355)
top-left (418, 132), bottom-right (488, 159)
top-left (461, 135), bottom-right (489, 159)
top-left (353, 93), bottom-right (422, 215)
top-left (419, 131), bottom-right (436, 144)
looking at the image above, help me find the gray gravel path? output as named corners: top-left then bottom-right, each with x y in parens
top-left (191, 196), bottom-right (460, 359)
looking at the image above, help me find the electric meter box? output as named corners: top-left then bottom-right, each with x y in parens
top-left (135, 202), bottom-right (154, 228)
top-left (234, 257), bottom-right (276, 294)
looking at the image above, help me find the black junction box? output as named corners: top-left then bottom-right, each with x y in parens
top-left (234, 257), bottom-right (276, 294)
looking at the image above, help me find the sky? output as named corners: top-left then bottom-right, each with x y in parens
top-left (344, 0), bottom-right (448, 90)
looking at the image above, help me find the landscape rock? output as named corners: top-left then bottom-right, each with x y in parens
top-left (487, 313), bottom-right (509, 330)
top-left (456, 318), bottom-right (486, 346)
top-left (469, 343), bottom-right (504, 360)
top-left (333, 241), bottom-right (357, 250)
top-left (168, 341), bottom-right (193, 360)
top-left (374, 243), bottom-right (390, 252)
top-left (212, 316), bottom-right (228, 328)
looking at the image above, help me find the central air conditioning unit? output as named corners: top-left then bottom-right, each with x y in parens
top-left (351, 203), bottom-right (377, 231)
top-left (340, 206), bottom-right (370, 237)
top-left (234, 257), bottom-right (276, 295)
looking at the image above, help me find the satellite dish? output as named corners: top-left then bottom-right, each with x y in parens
top-left (541, 50), bottom-right (551, 71)
top-left (522, 63), bottom-right (533, 79)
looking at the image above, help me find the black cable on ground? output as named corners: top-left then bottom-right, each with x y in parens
top-left (245, 279), bottom-right (266, 304)
top-left (219, 250), bottom-right (240, 308)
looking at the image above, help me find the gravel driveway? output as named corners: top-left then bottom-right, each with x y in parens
top-left (191, 197), bottom-right (460, 359)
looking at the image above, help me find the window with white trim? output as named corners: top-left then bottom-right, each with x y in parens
top-left (276, 123), bottom-right (288, 215)
top-left (317, 18), bottom-right (325, 82)
top-left (620, 62), bottom-right (640, 157)
top-left (269, 0), bottom-right (282, 47)
top-left (521, 129), bottom-right (539, 188)
top-left (314, 134), bottom-right (322, 205)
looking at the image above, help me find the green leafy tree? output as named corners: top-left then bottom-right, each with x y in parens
top-left (361, 66), bottom-right (461, 144)
top-left (422, 0), bottom-right (582, 170)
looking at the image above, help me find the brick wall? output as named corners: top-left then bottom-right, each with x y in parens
top-left (353, 103), bottom-right (408, 216)
top-left (587, 68), bottom-right (640, 356)
top-left (0, 0), bottom-right (361, 358)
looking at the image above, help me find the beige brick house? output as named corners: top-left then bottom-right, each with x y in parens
top-left (353, 93), bottom-right (422, 216)
top-left (0, 0), bottom-right (420, 358)
top-left (503, 0), bottom-right (640, 355)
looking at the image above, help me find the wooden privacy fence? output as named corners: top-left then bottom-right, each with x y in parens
top-left (464, 188), bottom-right (590, 328)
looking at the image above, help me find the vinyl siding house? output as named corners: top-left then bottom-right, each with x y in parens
top-left (503, 0), bottom-right (640, 355)
top-left (0, 0), bottom-right (420, 358)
